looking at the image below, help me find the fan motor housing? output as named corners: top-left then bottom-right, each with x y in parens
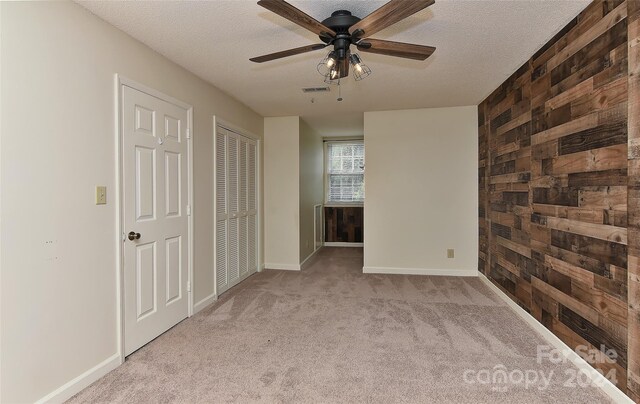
top-left (320, 10), bottom-right (361, 58)
top-left (320, 10), bottom-right (360, 39)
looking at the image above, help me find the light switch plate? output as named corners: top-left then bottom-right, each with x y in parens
top-left (447, 249), bottom-right (455, 259)
top-left (96, 186), bottom-right (107, 205)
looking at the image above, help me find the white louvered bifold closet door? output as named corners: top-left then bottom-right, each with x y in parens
top-left (239, 140), bottom-right (248, 279)
top-left (227, 135), bottom-right (240, 286)
top-left (215, 125), bottom-right (258, 296)
top-left (215, 128), bottom-right (228, 293)
top-left (247, 142), bottom-right (258, 274)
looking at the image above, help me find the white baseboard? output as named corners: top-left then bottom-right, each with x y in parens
top-left (479, 273), bottom-right (632, 404)
top-left (264, 263), bottom-right (300, 271)
top-left (300, 247), bottom-right (322, 270)
top-left (324, 242), bottom-right (363, 247)
top-left (263, 249), bottom-right (322, 272)
top-left (35, 353), bottom-right (121, 404)
top-left (363, 266), bottom-right (478, 277)
top-left (193, 292), bottom-right (218, 314)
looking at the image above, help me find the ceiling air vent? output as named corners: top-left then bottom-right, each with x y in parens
top-left (302, 87), bottom-right (330, 93)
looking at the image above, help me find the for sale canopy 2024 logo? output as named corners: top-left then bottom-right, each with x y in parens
top-left (462, 344), bottom-right (618, 392)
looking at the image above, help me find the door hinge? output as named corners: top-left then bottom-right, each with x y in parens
top-left (186, 205), bottom-right (191, 216)
top-left (187, 281), bottom-right (191, 292)
top-left (186, 128), bottom-right (191, 139)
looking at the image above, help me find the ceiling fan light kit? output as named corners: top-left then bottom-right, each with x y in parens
top-left (250, 0), bottom-right (436, 84)
top-left (318, 51), bottom-right (371, 84)
top-left (349, 53), bottom-right (371, 81)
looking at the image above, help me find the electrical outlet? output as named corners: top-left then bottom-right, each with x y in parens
top-left (447, 249), bottom-right (454, 259)
top-left (95, 186), bottom-right (107, 205)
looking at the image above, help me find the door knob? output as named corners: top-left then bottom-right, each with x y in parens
top-left (128, 231), bottom-right (141, 241)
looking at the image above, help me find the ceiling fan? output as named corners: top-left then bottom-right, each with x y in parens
top-left (250, 0), bottom-right (436, 82)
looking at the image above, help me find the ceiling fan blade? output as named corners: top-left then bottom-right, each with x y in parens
top-left (357, 38), bottom-right (435, 60)
top-left (250, 43), bottom-right (327, 63)
top-left (257, 0), bottom-right (336, 37)
top-left (349, 0), bottom-right (435, 38)
top-left (339, 55), bottom-right (350, 78)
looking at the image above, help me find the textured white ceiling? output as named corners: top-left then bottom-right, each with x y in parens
top-left (78, 0), bottom-right (589, 135)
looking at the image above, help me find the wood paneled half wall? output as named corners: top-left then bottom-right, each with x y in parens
top-left (324, 206), bottom-right (363, 243)
top-left (478, 0), bottom-right (640, 400)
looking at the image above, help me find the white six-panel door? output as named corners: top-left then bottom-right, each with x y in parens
top-left (122, 85), bottom-right (189, 356)
top-left (215, 125), bottom-right (258, 295)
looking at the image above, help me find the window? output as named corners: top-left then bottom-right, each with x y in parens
top-left (325, 141), bottom-right (364, 203)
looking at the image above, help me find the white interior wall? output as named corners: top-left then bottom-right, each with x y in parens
top-left (363, 106), bottom-right (478, 275)
top-left (1, 2), bottom-right (480, 402)
top-left (263, 117), bottom-right (300, 269)
top-left (298, 120), bottom-right (323, 263)
top-left (0, 2), bottom-right (263, 402)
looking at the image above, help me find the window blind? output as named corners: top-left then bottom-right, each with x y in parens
top-left (326, 142), bottom-right (364, 203)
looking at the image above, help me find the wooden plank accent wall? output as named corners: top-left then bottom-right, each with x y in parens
top-left (324, 206), bottom-right (363, 243)
top-left (478, 1), bottom-right (640, 399)
top-left (628, 0), bottom-right (640, 400)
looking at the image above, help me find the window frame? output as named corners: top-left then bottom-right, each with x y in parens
top-left (324, 139), bottom-right (365, 206)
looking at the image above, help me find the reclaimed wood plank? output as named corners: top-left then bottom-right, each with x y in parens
top-left (570, 278), bottom-right (628, 326)
top-left (546, 77), bottom-right (594, 110)
top-left (532, 140), bottom-right (559, 160)
top-left (551, 228), bottom-right (627, 268)
top-left (559, 304), bottom-right (627, 367)
top-left (567, 168), bottom-right (628, 186)
top-left (548, 143), bottom-right (627, 175)
top-left (530, 175), bottom-right (567, 188)
top-left (496, 235), bottom-right (532, 258)
top-left (545, 254), bottom-right (595, 285)
top-left (595, 273), bottom-right (627, 300)
top-left (532, 276), bottom-right (600, 324)
top-left (531, 112), bottom-right (599, 145)
top-left (546, 216), bottom-right (628, 244)
top-left (546, 2), bottom-right (628, 71)
top-left (604, 209), bottom-right (628, 228)
top-left (566, 207), bottom-right (605, 224)
top-left (532, 187), bottom-right (579, 206)
top-left (496, 111), bottom-right (532, 137)
top-left (551, 317), bottom-right (627, 390)
top-left (570, 76), bottom-right (628, 117)
top-left (559, 122), bottom-right (627, 155)
top-left (578, 185), bottom-right (627, 210)
top-left (547, 244), bottom-right (608, 277)
top-left (532, 203), bottom-right (569, 217)
top-left (489, 171), bottom-right (531, 184)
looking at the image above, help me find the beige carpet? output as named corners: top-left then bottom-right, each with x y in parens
top-left (70, 248), bottom-right (611, 403)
